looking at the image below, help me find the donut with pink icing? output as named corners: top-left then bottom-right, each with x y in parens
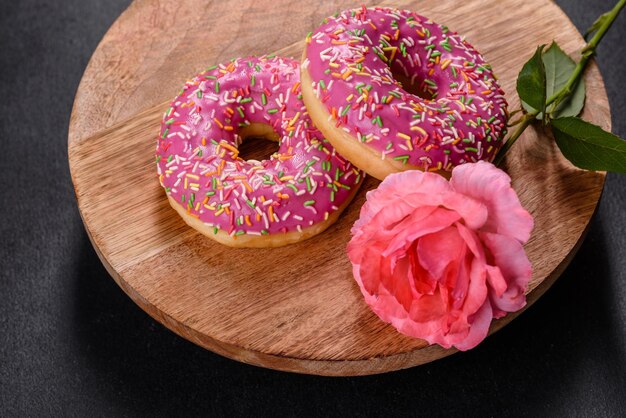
top-left (156, 56), bottom-right (363, 247)
top-left (301, 7), bottom-right (508, 180)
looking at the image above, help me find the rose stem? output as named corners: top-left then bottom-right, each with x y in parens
top-left (494, 0), bottom-right (626, 167)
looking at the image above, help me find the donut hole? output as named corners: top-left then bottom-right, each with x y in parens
top-left (390, 67), bottom-right (434, 100)
top-left (237, 123), bottom-right (281, 163)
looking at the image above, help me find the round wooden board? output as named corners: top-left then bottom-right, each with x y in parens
top-left (69, 0), bottom-right (609, 375)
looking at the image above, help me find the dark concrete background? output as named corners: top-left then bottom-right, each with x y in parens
top-left (1, 0), bottom-right (624, 416)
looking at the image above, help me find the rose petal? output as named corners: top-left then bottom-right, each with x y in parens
top-left (376, 169), bottom-right (452, 200)
top-left (351, 198), bottom-right (413, 242)
top-left (385, 251), bottom-right (420, 306)
top-left (353, 260), bottom-right (409, 326)
top-left (486, 265), bottom-right (507, 298)
top-left (369, 293), bottom-right (411, 326)
top-left (407, 241), bottom-right (438, 295)
top-left (356, 242), bottom-right (388, 295)
top-left (441, 192), bottom-right (488, 231)
top-left (454, 299), bottom-right (493, 351)
top-left (409, 289), bottom-right (447, 323)
top-left (382, 254), bottom-right (416, 311)
top-left (383, 207), bottom-right (461, 258)
top-left (352, 170), bottom-right (452, 232)
top-left (417, 226), bottom-right (465, 280)
top-left (481, 232), bottom-right (532, 314)
top-left (349, 203), bottom-right (438, 275)
top-left (460, 250), bottom-right (489, 319)
top-left (450, 161), bottom-right (533, 243)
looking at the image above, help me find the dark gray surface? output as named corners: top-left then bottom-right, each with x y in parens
top-left (1, 0), bottom-right (625, 416)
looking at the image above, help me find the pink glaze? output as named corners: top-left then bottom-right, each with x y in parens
top-left (156, 56), bottom-right (363, 237)
top-left (303, 6), bottom-right (508, 172)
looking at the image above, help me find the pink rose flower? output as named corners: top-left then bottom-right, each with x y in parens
top-left (347, 161), bottom-right (533, 351)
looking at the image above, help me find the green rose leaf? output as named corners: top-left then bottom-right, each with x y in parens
top-left (517, 45), bottom-right (547, 116)
top-left (552, 117), bottom-right (626, 173)
top-left (522, 42), bottom-right (586, 119)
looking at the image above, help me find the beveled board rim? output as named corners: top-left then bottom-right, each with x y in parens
top-left (69, 0), bottom-right (609, 375)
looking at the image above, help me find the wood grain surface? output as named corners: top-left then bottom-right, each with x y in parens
top-left (68, 0), bottom-right (609, 375)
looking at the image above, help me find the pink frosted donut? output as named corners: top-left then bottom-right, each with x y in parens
top-left (156, 56), bottom-right (363, 247)
top-left (301, 7), bottom-right (508, 180)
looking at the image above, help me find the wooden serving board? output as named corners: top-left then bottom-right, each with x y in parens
top-left (68, 0), bottom-right (609, 375)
